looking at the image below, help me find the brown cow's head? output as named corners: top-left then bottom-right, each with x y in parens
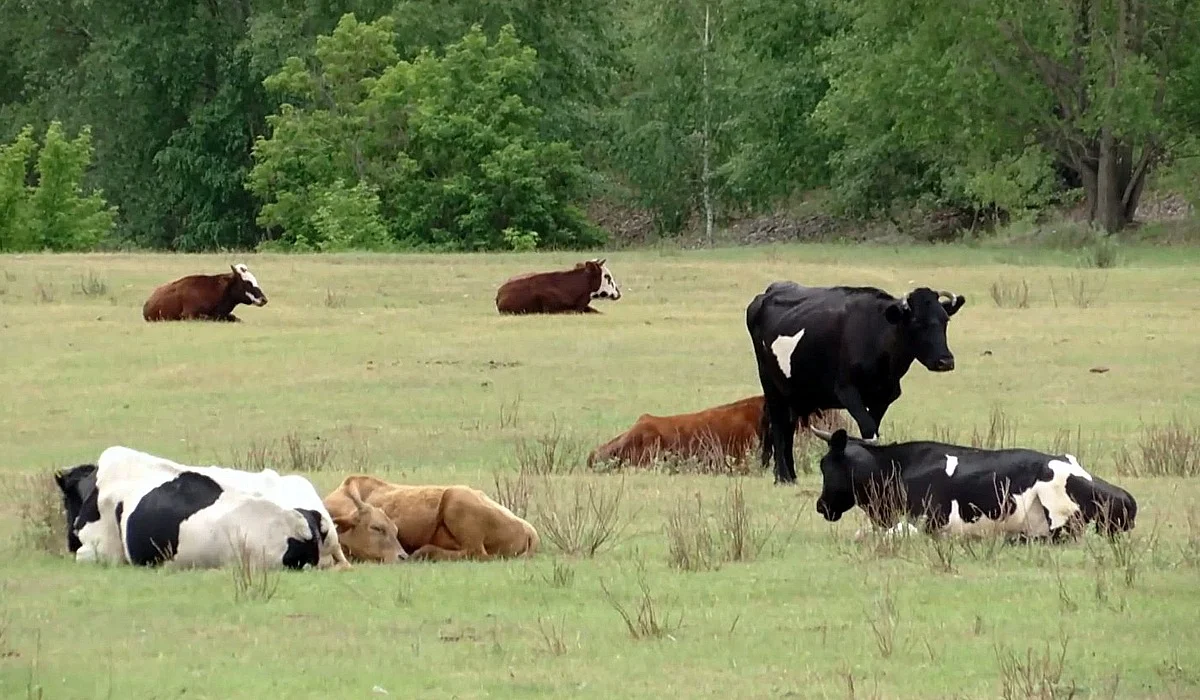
top-left (230, 264), bottom-right (268, 307)
top-left (585, 258), bottom-right (621, 301)
top-left (332, 484), bottom-right (406, 563)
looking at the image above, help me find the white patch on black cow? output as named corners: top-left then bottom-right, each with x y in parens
top-left (1037, 454), bottom-right (1093, 530)
top-left (770, 329), bottom-right (805, 379)
top-left (944, 455), bottom-right (958, 476)
top-left (942, 456), bottom-right (1094, 537)
top-left (854, 521), bottom-right (919, 541)
top-left (944, 494), bottom-right (1050, 538)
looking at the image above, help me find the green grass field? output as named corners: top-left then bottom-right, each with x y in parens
top-left (1, 243), bottom-right (1198, 699)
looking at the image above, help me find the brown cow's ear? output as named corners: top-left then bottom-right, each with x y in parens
top-left (332, 512), bottom-right (358, 533)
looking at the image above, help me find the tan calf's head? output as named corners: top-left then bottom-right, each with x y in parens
top-left (332, 484), bottom-right (406, 563)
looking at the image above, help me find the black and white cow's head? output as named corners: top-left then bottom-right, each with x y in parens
top-left (53, 463), bottom-right (98, 553)
top-left (283, 509), bottom-right (325, 570)
top-left (811, 429), bottom-right (868, 523)
top-left (229, 263), bottom-right (268, 307)
top-left (883, 287), bottom-right (966, 372)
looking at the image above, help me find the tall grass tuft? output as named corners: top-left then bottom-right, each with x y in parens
top-left (1113, 417), bottom-right (1200, 477)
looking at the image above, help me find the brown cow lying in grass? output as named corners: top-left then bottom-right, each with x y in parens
top-left (588, 395), bottom-right (767, 469)
top-left (495, 258), bottom-right (621, 314)
top-left (588, 395), bottom-right (841, 470)
top-left (143, 263), bottom-right (268, 322)
top-left (324, 475), bottom-right (539, 562)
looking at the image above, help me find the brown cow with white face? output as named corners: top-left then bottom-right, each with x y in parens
top-left (142, 264), bottom-right (268, 322)
top-left (495, 258), bottom-right (621, 314)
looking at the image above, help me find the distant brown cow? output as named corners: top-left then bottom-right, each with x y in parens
top-left (495, 258), bottom-right (621, 314)
top-left (324, 476), bottom-right (539, 563)
top-left (142, 263), bottom-right (268, 322)
top-left (588, 395), bottom-right (768, 469)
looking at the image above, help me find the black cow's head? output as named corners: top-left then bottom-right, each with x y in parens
top-left (229, 263), bottom-right (268, 307)
top-left (53, 463), bottom-right (98, 553)
top-left (883, 287), bottom-right (966, 372)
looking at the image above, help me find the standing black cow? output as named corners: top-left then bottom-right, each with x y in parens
top-left (809, 427), bottom-right (1137, 539)
top-left (746, 282), bottom-right (966, 483)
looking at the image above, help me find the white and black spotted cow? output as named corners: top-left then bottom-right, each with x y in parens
top-left (746, 282), bottom-right (966, 483)
top-left (54, 446), bottom-right (351, 570)
top-left (810, 428), bottom-right (1137, 540)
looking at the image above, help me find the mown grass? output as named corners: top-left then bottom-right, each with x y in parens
top-left (0, 244), bottom-right (1199, 699)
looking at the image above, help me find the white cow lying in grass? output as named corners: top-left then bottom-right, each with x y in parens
top-left (54, 446), bottom-right (351, 571)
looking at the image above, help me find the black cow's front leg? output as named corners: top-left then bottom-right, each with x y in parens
top-left (834, 384), bottom-right (879, 440)
top-left (867, 401), bottom-right (891, 441)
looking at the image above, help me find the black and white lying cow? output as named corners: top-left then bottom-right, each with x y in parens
top-left (810, 428), bottom-right (1137, 539)
top-left (746, 282), bottom-right (966, 483)
top-left (54, 446), bottom-right (352, 570)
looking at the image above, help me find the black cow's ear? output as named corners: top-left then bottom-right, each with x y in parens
top-left (942, 294), bottom-right (966, 317)
top-left (831, 429), bottom-right (848, 453)
top-left (884, 302), bottom-right (908, 324)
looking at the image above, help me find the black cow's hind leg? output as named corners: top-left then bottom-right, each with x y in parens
top-left (766, 402), bottom-right (798, 484)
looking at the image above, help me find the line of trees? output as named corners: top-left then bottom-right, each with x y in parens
top-left (2, 0), bottom-right (1198, 252)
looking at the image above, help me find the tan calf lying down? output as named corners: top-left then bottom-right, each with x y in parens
top-left (324, 475), bottom-right (539, 562)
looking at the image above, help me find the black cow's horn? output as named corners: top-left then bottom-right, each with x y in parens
top-left (809, 426), bottom-right (834, 442)
top-left (937, 290), bottom-right (957, 302)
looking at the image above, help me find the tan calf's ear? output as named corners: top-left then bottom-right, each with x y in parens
top-left (346, 482), bottom-right (367, 509)
top-left (332, 511), bottom-right (358, 533)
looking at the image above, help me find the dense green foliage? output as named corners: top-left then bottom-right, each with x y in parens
top-left (1, 0), bottom-right (1198, 250)
top-left (248, 17), bottom-right (599, 251)
top-left (0, 123), bottom-right (116, 251)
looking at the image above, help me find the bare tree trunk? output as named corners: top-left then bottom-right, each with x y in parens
top-left (1081, 135), bottom-right (1146, 233)
top-left (701, 3), bottom-right (714, 246)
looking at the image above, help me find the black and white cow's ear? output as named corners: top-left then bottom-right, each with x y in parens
top-left (830, 429), bottom-right (848, 454)
top-left (884, 301), bottom-right (909, 325)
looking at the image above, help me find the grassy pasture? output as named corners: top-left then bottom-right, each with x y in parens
top-left (1, 244), bottom-right (1199, 699)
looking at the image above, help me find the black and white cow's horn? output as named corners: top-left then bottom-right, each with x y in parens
top-left (861, 435), bottom-right (880, 445)
top-left (809, 426), bottom-right (835, 442)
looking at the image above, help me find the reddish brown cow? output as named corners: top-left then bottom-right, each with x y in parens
top-left (589, 396), bottom-right (832, 469)
top-left (142, 264), bottom-right (268, 322)
top-left (588, 395), bottom-right (768, 468)
top-left (495, 258), bottom-right (622, 314)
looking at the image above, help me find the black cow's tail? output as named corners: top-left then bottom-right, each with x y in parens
top-left (745, 292), bottom-right (766, 336)
top-left (747, 291), bottom-right (775, 471)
